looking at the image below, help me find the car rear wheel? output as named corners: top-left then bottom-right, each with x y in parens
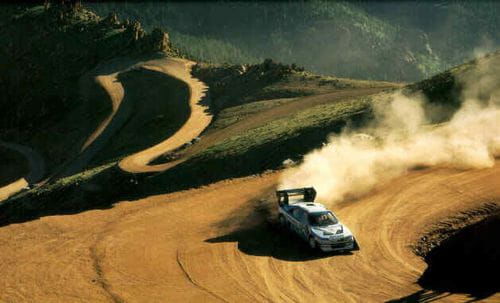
top-left (309, 237), bottom-right (317, 250)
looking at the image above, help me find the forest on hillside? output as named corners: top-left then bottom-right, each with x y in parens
top-left (89, 0), bottom-right (500, 82)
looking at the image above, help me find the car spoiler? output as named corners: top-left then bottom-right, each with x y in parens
top-left (276, 187), bottom-right (317, 206)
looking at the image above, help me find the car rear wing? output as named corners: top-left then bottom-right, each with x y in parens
top-left (276, 187), bottom-right (317, 206)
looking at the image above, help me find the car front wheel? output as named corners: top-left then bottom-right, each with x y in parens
top-left (352, 238), bottom-right (360, 251)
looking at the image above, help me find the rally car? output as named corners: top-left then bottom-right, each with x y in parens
top-left (277, 187), bottom-right (357, 252)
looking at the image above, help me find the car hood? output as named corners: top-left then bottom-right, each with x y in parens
top-left (312, 224), bottom-right (352, 237)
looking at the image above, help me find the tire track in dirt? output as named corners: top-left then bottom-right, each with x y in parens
top-left (176, 250), bottom-right (229, 303)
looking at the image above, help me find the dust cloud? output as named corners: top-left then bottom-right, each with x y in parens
top-left (280, 56), bottom-right (500, 205)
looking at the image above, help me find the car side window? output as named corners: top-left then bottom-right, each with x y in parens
top-left (298, 212), bottom-right (309, 225)
top-left (291, 209), bottom-right (309, 225)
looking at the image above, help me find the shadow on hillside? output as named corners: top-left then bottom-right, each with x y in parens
top-left (205, 194), bottom-right (354, 262)
top-left (0, 146), bottom-right (30, 186)
top-left (417, 213), bottom-right (500, 302)
top-left (387, 211), bottom-right (500, 303)
top-left (92, 67), bottom-right (191, 165)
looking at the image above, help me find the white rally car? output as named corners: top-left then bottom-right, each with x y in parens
top-left (277, 187), bottom-right (357, 252)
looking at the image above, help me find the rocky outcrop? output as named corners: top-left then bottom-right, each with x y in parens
top-left (192, 59), bottom-right (305, 110)
top-left (149, 28), bottom-right (170, 52)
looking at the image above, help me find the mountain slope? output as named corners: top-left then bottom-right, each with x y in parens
top-left (89, 1), bottom-right (443, 82)
top-left (0, 4), bottom-right (175, 176)
top-left (89, 1), bottom-right (500, 83)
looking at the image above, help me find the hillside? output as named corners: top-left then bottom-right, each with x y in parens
top-left (415, 204), bottom-right (500, 297)
top-left (0, 3), bottom-right (398, 209)
top-left (90, 1), bottom-right (500, 82)
top-left (0, 4), bottom-right (175, 176)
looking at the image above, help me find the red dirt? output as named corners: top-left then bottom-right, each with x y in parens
top-left (0, 161), bottom-right (498, 302)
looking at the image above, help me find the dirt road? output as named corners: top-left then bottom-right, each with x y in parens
top-left (0, 161), bottom-right (498, 302)
top-left (179, 87), bottom-right (393, 160)
top-left (0, 141), bottom-right (45, 201)
top-left (118, 58), bottom-right (212, 173)
top-left (60, 56), bottom-right (210, 177)
top-left (60, 62), bottom-right (128, 177)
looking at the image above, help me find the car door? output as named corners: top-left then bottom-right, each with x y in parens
top-left (297, 210), bottom-right (310, 240)
top-left (291, 208), bottom-right (309, 239)
top-left (290, 208), bottom-right (302, 235)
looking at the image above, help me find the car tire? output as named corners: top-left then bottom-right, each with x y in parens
top-left (308, 237), bottom-right (317, 250)
top-left (352, 238), bottom-right (360, 251)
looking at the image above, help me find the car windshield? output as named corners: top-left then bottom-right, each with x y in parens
top-left (309, 211), bottom-right (338, 227)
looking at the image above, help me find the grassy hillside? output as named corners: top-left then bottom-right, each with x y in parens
top-left (405, 50), bottom-right (500, 122)
top-left (145, 93), bottom-right (385, 193)
top-left (192, 59), bottom-right (394, 112)
top-left (0, 91), bottom-right (389, 225)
